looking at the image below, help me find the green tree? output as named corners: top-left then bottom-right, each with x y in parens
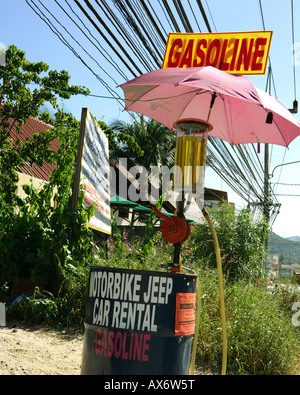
top-left (189, 202), bottom-right (268, 281)
top-left (0, 46), bottom-right (93, 291)
top-left (97, 119), bottom-right (143, 167)
top-left (109, 115), bottom-right (176, 170)
top-left (0, 45), bottom-right (147, 293)
top-left (0, 45), bottom-right (89, 204)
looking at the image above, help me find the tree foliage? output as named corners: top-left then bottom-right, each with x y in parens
top-left (0, 46), bottom-right (93, 291)
top-left (109, 115), bottom-right (176, 170)
top-left (0, 45), bottom-right (89, 203)
top-left (189, 203), bottom-right (268, 281)
top-left (97, 118), bottom-right (144, 166)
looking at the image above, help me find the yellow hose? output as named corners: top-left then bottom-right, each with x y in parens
top-left (190, 276), bottom-right (201, 375)
top-left (202, 208), bottom-right (228, 376)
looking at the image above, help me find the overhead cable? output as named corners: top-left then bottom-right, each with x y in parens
top-left (196, 0), bottom-right (212, 32)
top-left (25, 0), bottom-right (125, 107)
top-left (24, 0), bottom-right (277, 213)
top-left (76, 0), bottom-right (141, 77)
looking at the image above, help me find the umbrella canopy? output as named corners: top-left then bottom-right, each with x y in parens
top-left (120, 66), bottom-right (300, 147)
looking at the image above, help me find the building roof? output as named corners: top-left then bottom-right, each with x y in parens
top-left (7, 116), bottom-right (58, 182)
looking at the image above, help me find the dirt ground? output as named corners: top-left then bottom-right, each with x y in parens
top-left (1, 321), bottom-right (299, 375)
top-left (0, 321), bottom-right (215, 376)
top-left (0, 321), bottom-right (84, 375)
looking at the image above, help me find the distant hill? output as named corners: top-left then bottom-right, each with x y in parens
top-left (286, 236), bottom-right (300, 243)
top-left (268, 233), bottom-right (300, 264)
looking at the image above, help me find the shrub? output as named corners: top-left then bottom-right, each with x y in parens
top-left (196, 267), bottom-right (298, 375)
top-left (5, 238), bottom-right (299, 374)
top-left (189, 203), bottom-right (268, 281)
top-left (8, 262), bottom-right (91, 327)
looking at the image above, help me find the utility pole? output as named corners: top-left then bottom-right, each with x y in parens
top-left (264, 65), bottom-right (272, 250)
top-left (264, 143), bottom-right (270, 251)
top-left (264, 143), bottom-right (270, 224)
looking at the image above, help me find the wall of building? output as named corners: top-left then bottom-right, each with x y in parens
top-left (16, 172), bottom-right (48, 198)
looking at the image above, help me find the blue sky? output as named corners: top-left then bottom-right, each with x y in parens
top-left (1, 0), bottom-right (300, 238)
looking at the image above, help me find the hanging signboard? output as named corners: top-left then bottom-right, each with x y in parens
top-left (162, 31), bottom-right (273, 75)
top-left (74, 108), bottom-right (111, 235)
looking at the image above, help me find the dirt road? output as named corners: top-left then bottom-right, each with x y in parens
top-left (0, 322), bottom-right (83, 375)
top-left (0, 321), bottom-right (217, 375)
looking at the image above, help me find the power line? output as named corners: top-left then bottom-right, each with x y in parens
top-left (94, 0), bottom-right (158, 72)
top-left (76, 0), bottom-right (142, 77)
top-left (274, 182), bottom-right (300, 186)
top-left (161, 0), bottom-right (181, 32)
top-left (205, 0), bottom-right (217, 32)
top-left (42, 0), bottom-right (122, 88)
top-left (64, 0), bottom-right (128, 81)
top-left (258, 0), bottom-right (266, 30)
top-left (25, 0), bottom-right (124, 103)
top-left (275, 194), bottom-right (300, 197)
top-left (187, 0), bottom-right (201, 32)
top-left (141, 0), bottom-right (168, 44)
top-left (119, 0), bottom-right (162, 67)
top-left (173, 0), bottom-right (193, 33)
top-left (23, 0), bottom-right (280, 217)
top-left (196, 0), bottom-right (212, 32)
top-left (0, 67), bottom-right (205, 102)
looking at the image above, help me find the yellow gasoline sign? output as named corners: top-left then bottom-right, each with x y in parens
top-left (162, 31), bottom-right (273, 75)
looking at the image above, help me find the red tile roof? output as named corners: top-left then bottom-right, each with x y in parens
top-left (7, 116), bottom-right (58, 182)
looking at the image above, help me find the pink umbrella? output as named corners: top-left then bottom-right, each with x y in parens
top-left (120, 66), bottom-right (300, 147)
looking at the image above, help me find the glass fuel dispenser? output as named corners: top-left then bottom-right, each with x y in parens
top-left (153, 119), bottom-right (212, 272)
top-left (173, 120), bottom-right (212, 195)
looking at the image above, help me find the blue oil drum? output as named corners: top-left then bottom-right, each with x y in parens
top-left (81, 267), bottom-right (198, 375)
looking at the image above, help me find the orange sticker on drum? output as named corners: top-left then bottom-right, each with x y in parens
top-left (174, 293), bottom-right (196, 336)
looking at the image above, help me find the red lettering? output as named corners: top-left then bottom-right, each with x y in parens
top-left (193, 39), bottom-right (207, 67)
top-left (95, 328), bottom-right (101, 355)
top-left (122, 332), bottom-right (129, 359)
top-left (84, 196), bottom-right (95, 207)
top-left (219, 39), bottom-right (230, 71)
top-left (206, 39), bottom-right (221, 67)
top-left (142, 334), bottom-right (151, 361)
top-left (179, 39), bottom-right (194, 68)
top-left (163, 33), bottom-right (271, 73)
top-left (236, 38), bottom-right (254, 71)
top-left (94, 330), bottom-right (151, 361)
top-left (100, 329), bottom-right (107, 356)
top-left (108, 330), bottom-right (114, 357)
top-left (230, 39), bottom-right (240, 71)
top-left (168, 39), bottom-right (183, 67)
top-left (84, 195), bottom-right (105, 215)
top-left (133, 333), bottom-right (142, 360)
top-left (114, 331), bottom-right (122, 358)
top-left (252, 37), bottom-right (267, 71)
top-left (83, 182), bottom-right (108, 204)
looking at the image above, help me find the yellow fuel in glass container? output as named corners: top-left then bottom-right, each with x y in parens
top-left (174, 121), bottom-right (212, 194)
